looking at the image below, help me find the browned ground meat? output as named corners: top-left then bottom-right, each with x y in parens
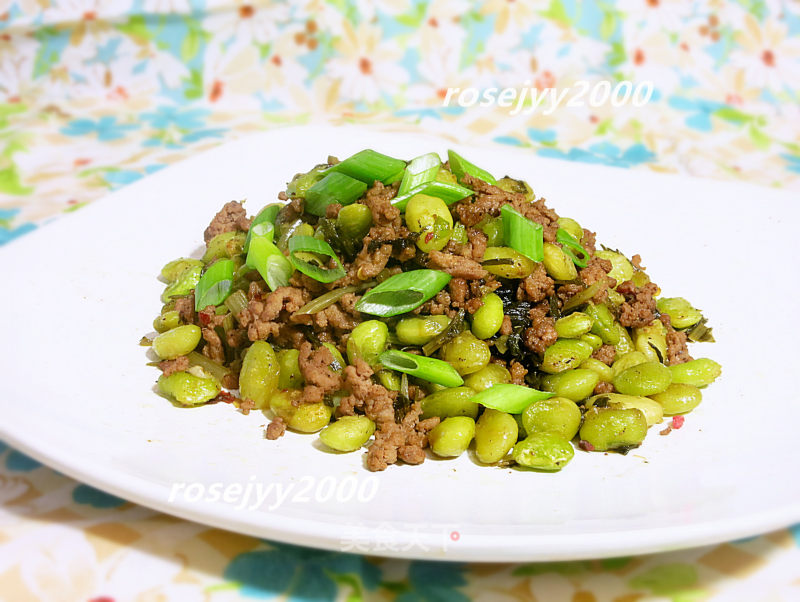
top-left (298, 342), bottom-right (343, 403)
top-left (509, 360), bottom-right (527, 385)
top-left (465, 297), bottom-right (483, 314)
top-left (368, 402), bottom-right (439, 471)
top-left (449, 278), bottom-right (468, 307)
top-left (451, 174), bottom-right (519, 226)
top-left (338, 358), bottom-right (395, 423)
top-left (592, 344), bottom-right (616, 366)
top-left (203, 200), bottom-right (250, 243)
top-left (524, 306), bottom-right (558, 355)
top-left (579, 257), bottom-right (616, 304)
top-left (364, 182), bottom-right (400, 227)
top-left (581, 229), bottom-right (597, 255)
top-left (667, 331), bottom-right (693, 365)
top-left (175, 295), bottom-right (195, 323)
top-left (631, 254), bottom-right (644, 269)
top-left (325, 203), bottom-right (342, 219)
top-left (241, 284), bottom-right (310, 342)
top-left (517, 264), bottom-right (554, 303)
top-left (428, 250), bottom-right (487, 280)
top-left (466, 228), bottom-right (488, 261)
top-left (265, 416), bottom-right (286, 440)
top-left (510, 197), bottom-right (560, 243)
top-left (349, 234), bottom-right (393, 282)
top-left (593, 381), bottom-right (614, 394)
top-left (159, 355), bottom-right (189, 377)
top-left (617, 281), bottom-right (659, 328)
top-left (500, 315), bottom-right (513, 336)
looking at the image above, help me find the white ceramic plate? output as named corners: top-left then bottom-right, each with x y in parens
top-left (2, 125), bottom-right (799, 562)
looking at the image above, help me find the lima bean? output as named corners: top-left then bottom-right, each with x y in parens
top-left (513, 433), bottom-right (574, 471)
top-left (152, 325), bottom-right (202, 360)
top-left (613, 323), bottom-right (635, 354)
top-left (540, 339), bottom-right (594, 374)
top-left (463, 364), bottom-right (511, 392)
top-left (612, 351), bottom-right (648, 377)
top-left (521, 397), bottom-right (581, 440)
top-left (203, 231), bottom-right (246, 263)
top-left (405, 194), bottom-right (453, 252)
top-left (421, 386), bottom-right (479, 419)
top-left (240, 340), bottom-right (279, 409)
top-left (585, 303), bottom-right (620, 345)
top-left (612, 361), bottom-right (672, 396)
top-left (277, 349), bottom-right (304, 389)
top-left (161, 258), bottom-right (203, 283)
top-left (480, 218), bottom-right (504, 246)
top-left (482, 247), bottom-right (535, 279)
top-left (158, 372), bottom-right (220, 406)
top-left (555, 312), bottom-right (594, 339)
top-left (441, 331), bottom-right (491, 375)
top-left (579, 357), bottom-right (614, 382)
top-left (579, 407), bottom-right (648, 451)
top-left (347, 320), bottom-right (388, 366)
top-left (474, 409), bottom-right (518, 464)
top-left (633, 320), bottom-right (668, 364)
top-left (153, 310), bottom-right (180, 333)
top-left (594, 250), bottom-right (634, 286)
top-left (580, 333), bottom-right (603, 351)
top-left (656, 297), bottom-right (703, 329)
top-left (396, 315), bottom-right (450, 345)
top-left (541, 369), bottom-right (600, 402)
top-left (161, 264), bottom-right (201, 303)
top-left (471, 293), bottom-right (505, 339)
top-left (542, 242), bottom-right (578, 281)
top-left (650, 383), bottom-right (702, 415)
top-left (556, 217), bottom-right (583, 242)
top-left (429, 417), bottom-right (476, 457)
top-left (588, 393), bottom-right (663, 426)
top-left (668, 358), bottom-right (721, 388)
top-left (336, 203), bottom-right (373, 240)
top-left (319, 416), bottom-right (376, 452)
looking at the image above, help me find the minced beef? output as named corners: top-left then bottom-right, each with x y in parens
top-left (579, 257), bottom-right (616, 304)
top-left (159, 355), bottom-right (189, 377)
top-left (175, 295), bottom-right (195, 324)
top-left (510, 197), bottom-right (560, 243)
top-left (617, 281), bottom-right (659, 328)
top-left (593, 381), bottom-right (614, 394)
top-left (265, 417), bottom-right (286, 440)
top-left (428, 250), bottom-right (487, 280)
top-left (451, 174), bottom-right (518, 226)
top-left (581, 229), bottom-right (597, 255)
top-left (592, 344), bottom-right (616, 366)
top-left (667, 331), bottom-right (693, 365)
top-left (298, 342), bottom-right (343, 403)
top-left (203, 200), bottom-right (250, 243)
top-left (517, 264), bottom-right (554, 303)
top-left (364, 182), bottom-right (400, 227)
top-left (509, 360), bottom-right (527, 385)
top-left (523, 306), bottom-right (558, 355)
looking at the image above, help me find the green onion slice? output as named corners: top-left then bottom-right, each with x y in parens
top-left (247, 234), bottom-right (294, 291)
top-left (194, 259), bottom-right (235, 311)
top-left (355, 269), bottom-right (451, 317)
top-left (501, 204), bottom-right (544, 262)
top-left (556, 228), bottom-right (590, 268)
top-left (470, 383), bottom-right (554, 414)
top-left (398, 152), bottom-right (440, 196)
top-left (447, 149), bottom-right (497, 185)
top-left (244, 203), bottom-right (281, 252)
top-left (288, 235), bottom-right (346, 283)
top-left (304, 172), bottom-right (368, 217)
top-left (327, 149), bottom-right (407, 184)
top-left (379, 350), bottom-right (464, 388)
top-left (391, 180), bottom-right (473, 211)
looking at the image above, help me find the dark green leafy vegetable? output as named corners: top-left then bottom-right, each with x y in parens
top-left (379, 350), bottom-right (464, 387)
top-left (304, 172), bottom-right (368, 217)
top-left (556, 228), bottom-right (590, 268)
top-left (501, 204), bottom-right (543, 262)
top-left (288, 235), bottom-right (346, 283)
top-left (356, 269), bottom-right (451, 317)
top-left (447, 149), bottom-right (497, 185)
top-left (327, 149), bottom-right (406, 184)
top-left (194, 259), bottom-right (234, 311)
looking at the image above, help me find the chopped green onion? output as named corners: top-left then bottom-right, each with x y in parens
top-left (501, 204), bottom-right (544, 262)
top-left (398, 152), bottom-right (440, 196)
top-left (304, 172), bottom-right (368, 217)
top-left (247, 235), bottom-right (294, 291)
top-left (187, 351), bottom-right (230, 383)
top-left (194, 259), bottom-right (234, 311)
top-left (288, 235), bottom-right (346, 283)
top-left (447, 149), bottom-right (497, 185)
top-left (355, 269), bottom-right (451, 317)
top-left (562, 280), bottom-right (604, 312)
top-left (470, 383), bottom-right (554, 414)
top-left (391, 180), bottom-right (473, 211)
top-left (378, 350), bottom-right (464, 388)
top-left (224, 289), bottom-right (249, 315)
top-left (556, 228), bottom-right (589, 268)
top-left (327, 149), bottom-right (407, 184)
top-left (244, 204), bottom-right (281, 252)
top-left (293, 284), bottom-right (361, 316)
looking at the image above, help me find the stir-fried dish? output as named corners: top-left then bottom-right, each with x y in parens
top-left (146, 148), bottom-right (720, 472)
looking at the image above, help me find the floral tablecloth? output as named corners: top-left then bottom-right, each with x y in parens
top-left (2, 1), bottom-right (800, 600)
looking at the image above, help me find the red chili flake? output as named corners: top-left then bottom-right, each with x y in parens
top-left (198, 311), bottom-right (212, 326)
top-left (215, 391), bottom-right (237, 404)
top-left (425, 232), bottom-right (435, 243)
top-left (672, 415), bottom-right (685, 429)
top-left (579, 440), bottom-right (595, 452)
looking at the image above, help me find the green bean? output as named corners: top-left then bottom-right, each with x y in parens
top-left (161, 258), bottom-right (203, 283)
top-left (239, 340), bottom-right (279, 409)
top-left (594, 250), bottom-right (634, 286)
top-left (482, 247), bottom-right (535, 279)
top-left (471, 293), bottom-right (504, 339)
top-left (513, 433), bottom-right (574, 471)
top-left (153, 310), bottom-right (181, 333)
top-left (579, 357), bottom-right (613, 382)
top-left (612, 351), bottom-right (649, 377)
top-left (429, 417), bottom-right (476, 458)
top-left (440, 331), bottom-right (491, 375)
top-left (277, 349), bottom-right (304, 389)
top-left (541, 369), bottom-right (600, 402)
top-left (585, 303), bottom-right (620, 345)
top-left (556, 217), bottom-right (583, 242)
top-left (474, 409), bottom-right (518, 464)
top-left (376, 369), bottom-right (401, 391)
top-left (579, 407), bottom-right (648, 451)
top-left (542, 242), bottom-right (578, 281)
top-left (421, 386), bottom-right (479, 419)
top-left (161, 264), bottom-right (201, 303)
top-left (589, 393), bottom-right (664, 426)
top-left (633, 320), bottom-right (668, 364)
top-left (463, 364), bottom-right (511, 392)
top-left (521, 396), bottom-right (581, 440)
top-left (480, 217), bottom-right (504, 246)
top-left (152, 325), bottom-right (202, 360)
top-left (656, 297), bottom-right (703, 329)
top-left (158, 372), bottom-right (220, 406)
top-left (319, 416), bottom-right (376, 452)
top-left (613, 323), bottom-right (635, 354)
top-left (405, 193), bottom-right (453, 252)
top-left (346, 320), bottom-right (388, 366)
top-left (540, 339), bottom-right (594, 374)
top-left (396, 315), bottom-right (451, 345)
top-left (336, 203), bottom-right (373, 240)
top-left (650, 383), bottom-right (703, 415)
top-left (555, 312), bottom-right (594, 339)
top-left (668, 358), bottom-right (722, 388)
top-left (580, 333), bottom-right (603, 351)
top-left (203, 231), bottom-right (246, 263)
top-left (613, 361), bottom-right (672, 396)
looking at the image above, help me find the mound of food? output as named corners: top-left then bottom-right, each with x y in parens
top-left (147, 148), bottom-right (720, 472)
